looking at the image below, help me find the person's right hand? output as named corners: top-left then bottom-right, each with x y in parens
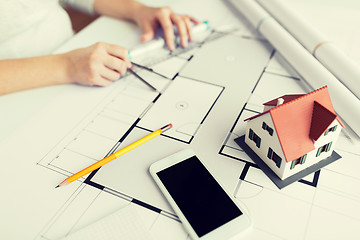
top-left (64, 42), bottom-right (131, 87)
top-left (132, 6), bottom-right (199, 51)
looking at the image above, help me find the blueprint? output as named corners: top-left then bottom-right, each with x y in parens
top-left (0, 0), bottom-right (359, 239)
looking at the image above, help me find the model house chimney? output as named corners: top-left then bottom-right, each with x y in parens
top-left (263, 97), bottom-right (286, 112)
top-left (277, 98), bottom-right (284, 106)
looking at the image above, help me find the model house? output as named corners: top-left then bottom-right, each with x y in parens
top-left (244, 86), bottom-right (344, 180)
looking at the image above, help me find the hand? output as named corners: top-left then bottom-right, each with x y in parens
top-left (133, 6), bottom-right (199, 51)
top-left (64, 42), bottom-right (131, 86)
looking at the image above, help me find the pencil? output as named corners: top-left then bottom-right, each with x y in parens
top-left (128, 68), bottom-right (157, 91)
top-left (56, 123), bottom-right (172, 188)
top-left (131, 62), bottom-right (168, 79)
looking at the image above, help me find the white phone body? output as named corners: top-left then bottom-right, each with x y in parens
top-left (149, 149), bottom-right (251, 240)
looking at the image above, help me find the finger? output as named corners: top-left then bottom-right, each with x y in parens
top-left (184, 17), bottom-right (193, 42)
top-left (156, 9), bottom-right (175, 51)
top-left (171, 14), bottom-right (188, 48)
top-left (86, 72), bottom-right (113, 87)
top-left (140, 22), bottom-right (155, 42)
top-left (99, 66), bottom-right (121, 82)
top-left (102, 68), bottom-right (121, 82)
top-left (189, 16), bottom-right (200, 25)
top-left (103, 43), bottom-right (131, 68)
top-left (93, 77), bottom-right (113, 87)
top-left (104, 56), bottom-right (128, 75)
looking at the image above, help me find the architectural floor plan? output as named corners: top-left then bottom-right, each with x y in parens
top-left (34, 24), bottom-right (360, 239)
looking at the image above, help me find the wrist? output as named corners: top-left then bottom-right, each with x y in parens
top-left (123, 1), bottom-right (145, 22)
top-left (93, 0), bottom-right (145, 21)
top-left (58, 52), bottom-right (75, 85)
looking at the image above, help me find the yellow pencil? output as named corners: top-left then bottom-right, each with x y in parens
top-left (56, 123), bottom-right (173, 188)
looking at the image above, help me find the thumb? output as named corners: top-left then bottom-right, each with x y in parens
top-left (140, 23), bottom-right (155, 42)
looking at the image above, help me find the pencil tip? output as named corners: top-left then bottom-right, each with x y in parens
top-left (161, 123), bottom-right (173, 132)
top-left (55, 185), bottom-right (59, 188)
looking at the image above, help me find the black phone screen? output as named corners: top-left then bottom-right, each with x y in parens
top-left (157, 155), bottom-right (242, 237)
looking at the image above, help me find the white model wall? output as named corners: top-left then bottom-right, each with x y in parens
top-left (281, 119), bottom-right (342, 179)
top-left (245, 113), bottom-right (287, 178)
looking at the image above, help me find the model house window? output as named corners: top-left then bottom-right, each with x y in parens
top-left (316, 142), bottom-right (333, 157)
top-left (249, 128), bottom-right (261, 148)
top-left (267, 148), bottom-right (281, 168)
top-left (262, 122), bottom-right (273, 136)
top-left (324, 125), bottom-right (338, 136)
top-left (290, 154), bottom-right (307, 170)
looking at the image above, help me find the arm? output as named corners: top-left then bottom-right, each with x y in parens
top-left (0, 42), bottom-right (131, 95)
top-left (93, 0), bottom-right (199, 50)
top-left (0, 54), bottom-right (69, 95)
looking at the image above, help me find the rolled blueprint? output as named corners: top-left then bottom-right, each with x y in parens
top-left (257, 0), bottom-right (360, 100)
top-left (228, 0), bottom-right (360, 136)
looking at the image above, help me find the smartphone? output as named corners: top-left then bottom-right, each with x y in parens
top-left (149, 149), bottom-right (251, 240)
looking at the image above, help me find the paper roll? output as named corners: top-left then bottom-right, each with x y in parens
top-left (257, 0), bottom-right (360, 100)
top-left (228, 0), bottom-right (360, 136)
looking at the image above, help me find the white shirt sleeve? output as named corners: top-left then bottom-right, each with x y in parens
top-left (60, 0), bottom-right (95, 14)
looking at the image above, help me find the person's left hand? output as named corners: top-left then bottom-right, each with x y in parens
top-left (132, 5), bottom-right (199, 51)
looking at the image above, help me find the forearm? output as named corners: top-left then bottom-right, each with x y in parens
top-left (93, 0), bottom-right (144, 21)
top-left (0, 42), bottom-right (131, 95)
top-left (0, 54), bottom-right (71, 95)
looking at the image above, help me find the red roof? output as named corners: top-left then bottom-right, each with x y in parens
top-left (309, 101), bottom-right (338, 141)
top-left (245, 86), bottom-right (345, 162)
